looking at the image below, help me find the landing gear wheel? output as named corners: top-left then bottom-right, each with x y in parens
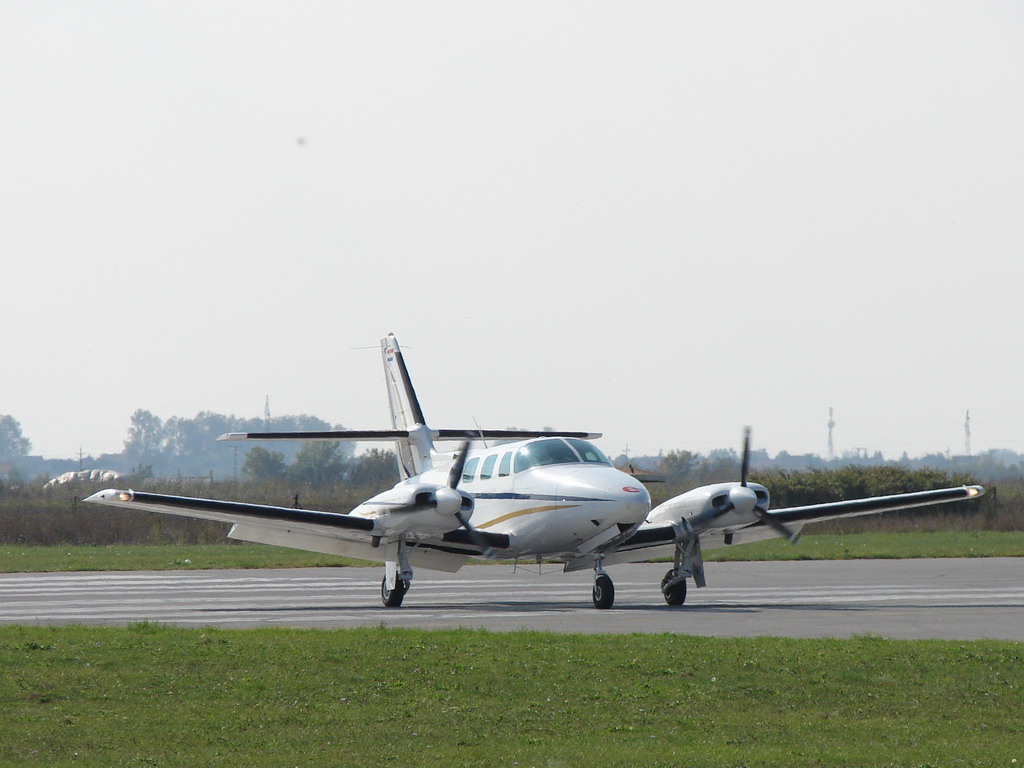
top-left (381, 577), bottom-right (409, 607)
top-left (592, 574), bottom-right (615, 609)
top-left (661, 569), bottom-right (687, 606)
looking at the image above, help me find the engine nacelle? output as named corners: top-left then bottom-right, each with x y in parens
top-left (360, 483), bottom-right (475, 535)
top-left (648, 482), bottom-right (770, 529)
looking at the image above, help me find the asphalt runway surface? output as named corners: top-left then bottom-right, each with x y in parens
top-left (1, 558), bottom-right (1021, 640)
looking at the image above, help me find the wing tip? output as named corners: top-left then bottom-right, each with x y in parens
top-left (84, 488), bottom-right (134, 504)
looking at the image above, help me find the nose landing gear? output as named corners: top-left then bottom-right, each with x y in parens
top-left (592, 556), bottom-right (615, 609)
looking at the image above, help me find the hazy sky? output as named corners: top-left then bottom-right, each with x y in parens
top-left (3, 1), bottom-right (1023, 462)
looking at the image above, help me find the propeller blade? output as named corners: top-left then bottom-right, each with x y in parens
top-left (447, 440), bottom-right (471, 489)
top-left (455, 510), bottom-right (495, 559)
top-left (756, 508), bottom-right (800, 543)
top-left (740, 427), bottom-right (751, 487)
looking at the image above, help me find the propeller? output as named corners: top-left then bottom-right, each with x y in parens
top-left (448, 439), bottom-right (495, 558)
top-left (389, 439), bottom-right (494, 557)
top-left (714, 427), bottom-right (800, 543)
top-left (740, 426), bottom-right (751, 487)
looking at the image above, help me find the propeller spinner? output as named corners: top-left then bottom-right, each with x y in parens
top-left (390, 439), bottom-right (494, 557)
top-left (714, 428), bottom-right (800, 543)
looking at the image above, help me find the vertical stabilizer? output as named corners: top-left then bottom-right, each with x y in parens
top-left (381, 334), bottom-right (434, 478)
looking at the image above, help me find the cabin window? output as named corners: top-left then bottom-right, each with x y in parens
top-left (480, 454), bottom-right (497, 480)
top-left (462, 457), bottom-right (480, 483)
top-left (565, 438), bottom-right (612, 465)
top-left (498, 451), bottom-right (513, 477)
top-left (513, 438), bottom-right (580, 472)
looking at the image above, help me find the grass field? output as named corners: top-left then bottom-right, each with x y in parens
top-left (0, 624), bottom-right (1020, 767)
top-left (2, 531), bottom-right (1023, 573)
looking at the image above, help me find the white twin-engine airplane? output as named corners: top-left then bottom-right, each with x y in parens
top-left (86, 334), bottom-right (985, 610)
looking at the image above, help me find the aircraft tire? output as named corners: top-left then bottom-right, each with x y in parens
top-left (381, 577), bottom-right (409, 608)
top-left (661, 570), bottom-right (687, 606)
top-left (592, 574), bottom-right (615, 609)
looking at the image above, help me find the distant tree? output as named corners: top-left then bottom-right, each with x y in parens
top-left (288, 442), bottom-right (346, 488)
top-left (0, 414), bottom-right (31, 459)
top-left (346, 448), bottom-right (399, 489)
top-left (242, 446), bottom-right (287, 481)
top-left (658, 450), bottom-right (697, 484)
top-left (123, 409), bottom-right (166, 461)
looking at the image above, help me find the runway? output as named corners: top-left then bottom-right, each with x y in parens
top-left (1, 558), bottom-right (1021, 640)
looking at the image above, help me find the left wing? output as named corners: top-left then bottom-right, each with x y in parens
top-left (765, 485), bottom-right (985, 526)
top-left (616, 484), bottom-right (985, 553)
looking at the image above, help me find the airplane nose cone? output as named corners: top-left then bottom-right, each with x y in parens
top-left (614, 482), bottom-right (651, 521)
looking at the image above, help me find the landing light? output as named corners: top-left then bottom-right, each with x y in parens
top-left (118, 491), bottom-right (133, 502)
top-left (967, 487), bottom-right (980, 497)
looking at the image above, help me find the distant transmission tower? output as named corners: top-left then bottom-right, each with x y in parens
top-left (264, 395), bottom-right (271, 429)
top-left (827, 407), bottom-right (836, 461)
top-left (964, 410), bottom-right (971, 456)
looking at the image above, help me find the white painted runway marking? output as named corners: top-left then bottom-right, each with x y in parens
top-left (2, 561), bottom-right (1021, 638)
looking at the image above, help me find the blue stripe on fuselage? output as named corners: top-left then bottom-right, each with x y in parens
top-left (471, 493), bottom-right (614, 502)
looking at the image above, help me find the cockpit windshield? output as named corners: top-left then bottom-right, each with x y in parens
top-left (565, 438), bottom-right (612, 465)
top-left (513, 438), bottom-right (612, 472)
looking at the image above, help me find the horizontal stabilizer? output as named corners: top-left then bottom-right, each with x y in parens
top-left (219, 429), bottom-right (602, 442)
top-left (441, 429), bottom-right (602, 441)
top-left (219, 430), bottom-right (411, 442)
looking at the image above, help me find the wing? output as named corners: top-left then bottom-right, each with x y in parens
top-left (86, 489), bottom-right (376, 532)
top-left (766, 485), bottom-right (985, 526)
top-left (613, 484), bottom-right (986, 555)
top-left (83, 489), bottom-right (509, 569)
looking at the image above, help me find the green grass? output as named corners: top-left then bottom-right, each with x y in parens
top-left (702, 530), bottom-right (1024, 561)
top-left (2, 531), bottom-right (1022, 574)
top-left (0, 625), bottom-right (1020, 767)
top-left (0, 544), bottom-right (374, 573)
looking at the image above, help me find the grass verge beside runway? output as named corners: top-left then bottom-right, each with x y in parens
top-left (1, 530), bottom-right (1023, 573)
top-left (0, 544), bottom-right (369, 573)
top-left (1, 624), bottom-right (1020, 767)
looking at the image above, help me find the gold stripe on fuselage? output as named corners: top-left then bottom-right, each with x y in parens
top-left (477, 504), bottom-right (580, 529)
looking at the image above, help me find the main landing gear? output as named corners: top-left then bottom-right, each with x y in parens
top-left (659, 535), bottom-right (704, 606)
top-left (660, 569), bottom-right (687, 605)
top-left (381, 576), bottom-right (410, 607)
top-left (381, 539), bottom-right (414, 608)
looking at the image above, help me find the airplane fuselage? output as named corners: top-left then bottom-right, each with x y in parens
top-left (355, 437), bottom-right (651, 558)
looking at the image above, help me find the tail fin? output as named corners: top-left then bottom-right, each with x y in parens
top-left (218, 333), bottom-right (601, 482)
top-left (382, 334), bottom-right (425, 432)
top-left (381, 333), bottom-right (433, 478)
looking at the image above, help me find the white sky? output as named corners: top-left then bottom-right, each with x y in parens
top-left (2, 1), bottom-right (1023, 462)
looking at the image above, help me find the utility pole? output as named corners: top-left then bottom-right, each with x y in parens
top-left (827, 407), bottom-right (836, 461)
top-left (964, 410), bottom-right (971, 456)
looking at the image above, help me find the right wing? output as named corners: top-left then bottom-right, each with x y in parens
top-left (84, 489), bottom-right (376, 533)
top-left (84, 489), bottom-right (510, 569)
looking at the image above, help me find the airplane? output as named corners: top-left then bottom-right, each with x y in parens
top-left (85, 333), bottom-right (985, 610)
